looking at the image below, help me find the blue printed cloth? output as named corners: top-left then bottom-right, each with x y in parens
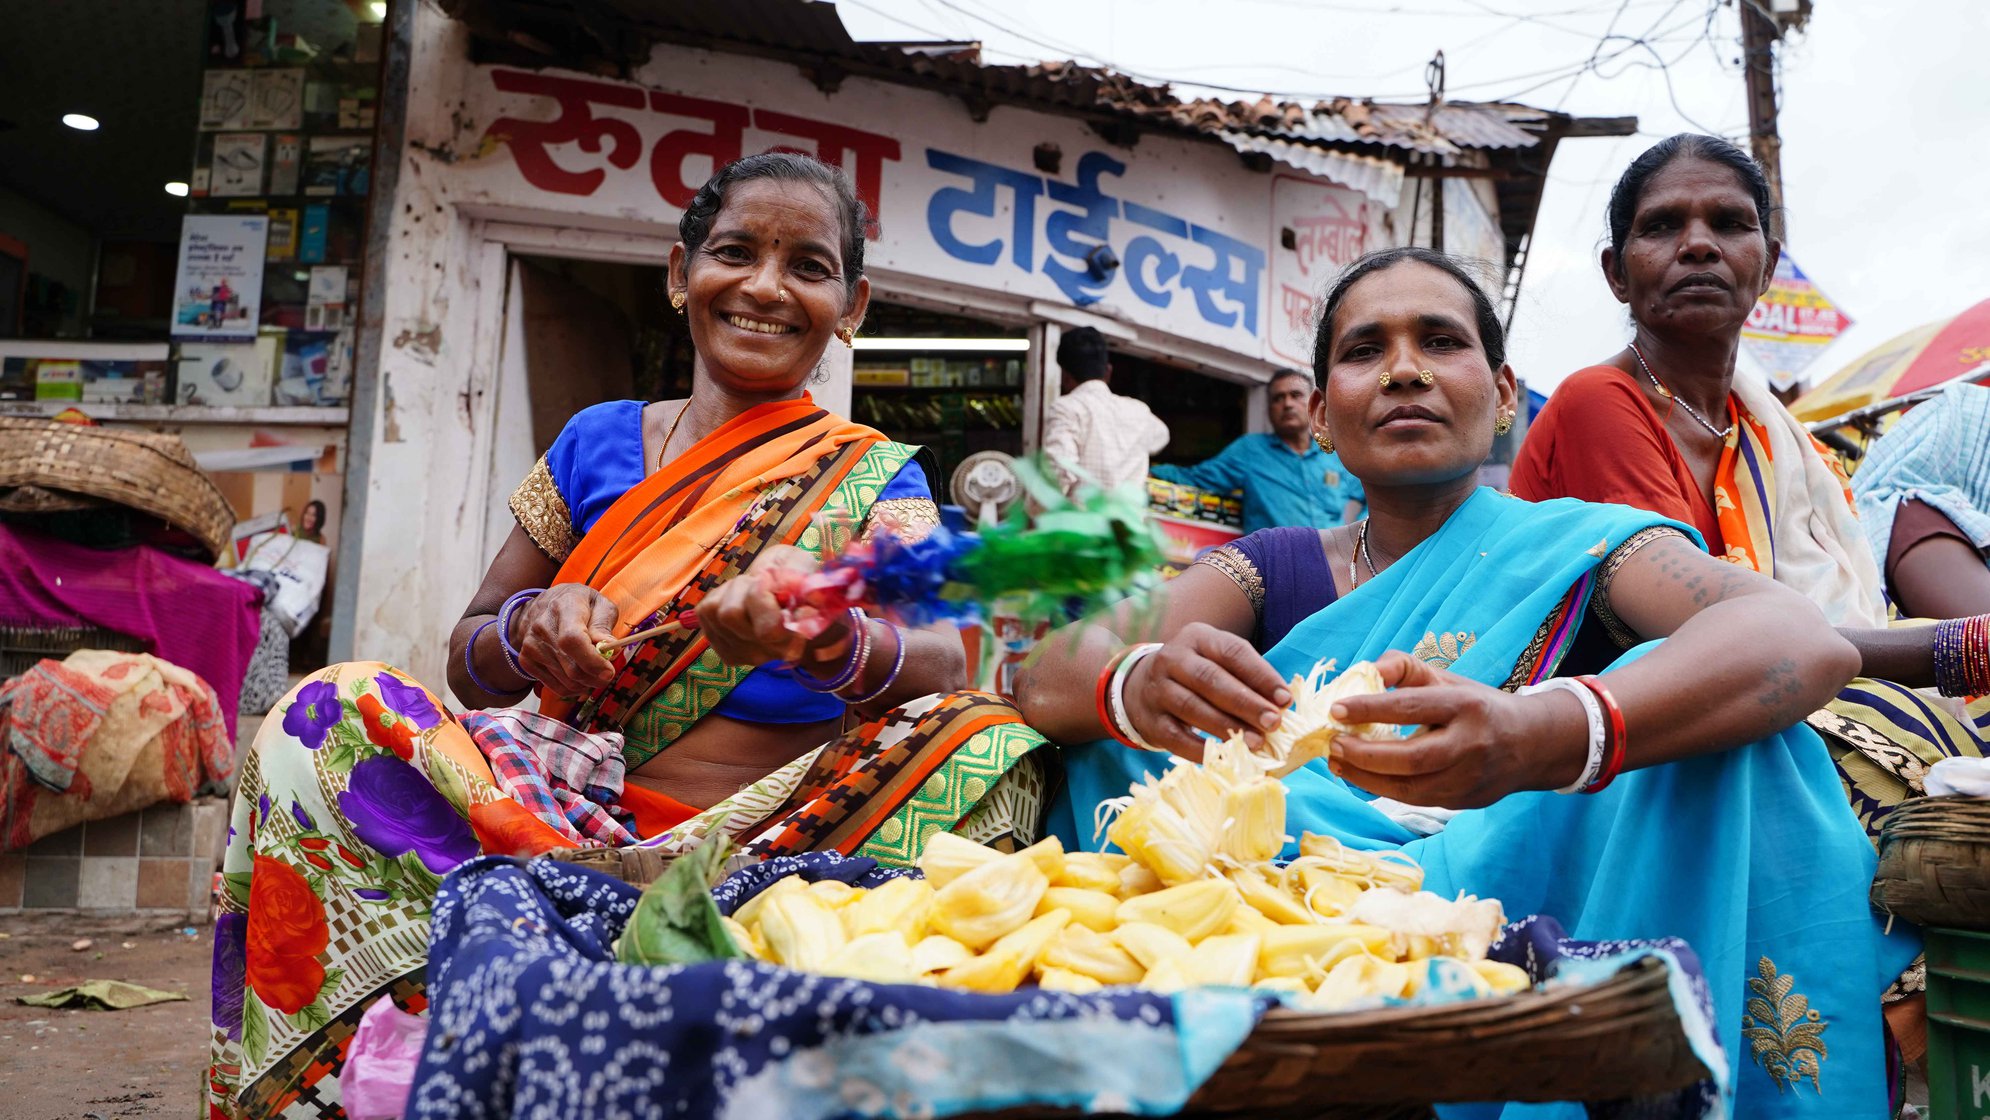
top-left (407, 853), bottom-right (1725, 1120)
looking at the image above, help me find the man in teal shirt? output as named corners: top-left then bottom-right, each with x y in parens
top-left (1152, 371), bottom-right (1364, 532)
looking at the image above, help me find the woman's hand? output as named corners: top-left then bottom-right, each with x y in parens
top-left (696, 545), bottom-right (848, 670)
top-left (1120, 622), bottom-right (1293, 761)
top-left (1326, 651), bottom-right (1588, 809)
top-left (513, 584), bottom-right (621, 698)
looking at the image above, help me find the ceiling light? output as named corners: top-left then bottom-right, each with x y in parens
top-left (62, 113), bottom-right (100, 132)
top-left (164, 181), bottom-right (189, 197)
top-left (369, 1), bottom-right (387, 19)
top-left (851, 337), bottom-right (1029, 352)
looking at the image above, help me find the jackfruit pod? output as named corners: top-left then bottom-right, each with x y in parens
top-left (1117, 862), bottom-right (1164, 899)
top-left (805, 879), bottom-right (861, 908)
top-left (1308, 952), bottom-right (1411, 1010)
top-left (1257, 659), bottom-right (1390, 777)
top-left (1037, 966), bottom-right (1105, 994)
top-left (1114, 878), bottom-right (1239, 942)
top-left (910, 934), bottom-right (973, 975)
top-left (1222, 903), bottom-right (1279, 937)
top-left (719, 915), bottom-right (767, 961)
top-left (1106, 764), bottom-right (1228, 885)
top-left (1138, 956), bottom-right (1193, 994)
top-left (1217, 776), bottom-right (1287, 865)
top-left (1257, 923), bottom-right (1394, 980)
top-left (1472, 959), bottom-right (1531, 996)
top-left (1057, 852), bottom-right (1132, 893)
top-left (937, 909), bottom-right (1070, 994)
top-left (1345, 889), bottom-right (1505, 962)
top-left (930, 850), bottom-right (1050, 949)
top-left (1296, 833), bottom-right (1424, 892)
top-left (1018, 835), bottom-right (1067, 883)
top-left (844, 876), bottom-right (935, 942)
top-left (1186, 932), bottom-right (1260, 987)
top-left (1251, 975), bottom-right (1309, 996)
top-left (819, 931), bottom-right (919, 984)
top-left (919, 831), bottom-right (1002, 889)
top-left (733, 874), bottom-right (805, 928)
top-left (1229, 865), bottom-right (1316, 926)
top-left (1111, 922), bottom-right (1194, 973)
top-left (1036, 887), bottom-right (1120, 932)
top-left (759, 891), bottom-right (849, 972)
top-left (1295, 866), bottom-right (1366, 919)
top-left (1041, 924), bottom-right (1145, 986)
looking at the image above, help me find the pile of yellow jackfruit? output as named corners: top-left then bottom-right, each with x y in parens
top-left (725, 660), bottom-right (1531, 1009)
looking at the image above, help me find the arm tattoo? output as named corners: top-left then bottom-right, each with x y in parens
top-left (1756, 656), bottom-right (1809, 721)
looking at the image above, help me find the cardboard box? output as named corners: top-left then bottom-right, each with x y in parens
top-left (176, 341), bottom-right (274, 406)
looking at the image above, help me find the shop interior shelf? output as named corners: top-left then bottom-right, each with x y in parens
top-left (0, 400), bottom-right (351, 426)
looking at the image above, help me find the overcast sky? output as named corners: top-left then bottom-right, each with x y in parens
top-left (839, 0), bottom-right (1990, 395)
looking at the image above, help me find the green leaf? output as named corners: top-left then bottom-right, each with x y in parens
top-left (242, 997), bottom-right (270, 1067)
top-left (223, 872), bottom-right (255, 906)
top-left (320, 968), bottom-right (344, 999)
top-left (616, 827), bottom-right (748, 968)
top-left (426, 752), bottom-right (470, 810)
top-left (286, 998), bottom-right (331, 1034)
top-left (400, 851), bottom-right (443, 890)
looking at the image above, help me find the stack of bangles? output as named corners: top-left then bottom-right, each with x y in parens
top-left (464, 587), bottom-right (545, 694)
top-left (1095, 643), bottom-right (1164, 752)
top-left (1520, 675), bottom-right (1627, 794)
top-left (1934, 615), bottom-right (1990, 699)
top-left (793, 607), bottom-right (907, 706)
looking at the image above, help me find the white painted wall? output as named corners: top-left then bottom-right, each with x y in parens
top-left (347, 7), bottom-right (1496, 677)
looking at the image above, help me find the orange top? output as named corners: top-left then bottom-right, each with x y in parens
top-left (1509, 365), bottom-right (1724, 550)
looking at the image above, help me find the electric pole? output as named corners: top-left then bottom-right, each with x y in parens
top-left (1738, 0), bottom-right (1807, 241)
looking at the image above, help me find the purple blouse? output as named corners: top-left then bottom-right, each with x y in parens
top-left (1199, 526), bottom-right (1338, 649)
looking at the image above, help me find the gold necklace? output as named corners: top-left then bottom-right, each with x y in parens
top-left (655, 401), bottom-right (691, 472)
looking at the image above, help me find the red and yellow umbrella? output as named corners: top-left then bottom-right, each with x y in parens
top-left (1793, 297), bottom-right (1990, 422)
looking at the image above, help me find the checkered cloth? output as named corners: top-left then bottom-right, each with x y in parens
top-left (459, 709), bottom-right (634, 847)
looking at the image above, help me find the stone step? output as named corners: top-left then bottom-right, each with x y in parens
top-left (0, 797), bottom-right (231, 921)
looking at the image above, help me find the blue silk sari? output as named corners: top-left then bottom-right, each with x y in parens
top-left (1052, 488), bottom-right (1918, 1118)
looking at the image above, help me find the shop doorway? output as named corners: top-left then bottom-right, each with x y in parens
top-left (849, 302), bottom-right (1027, 497)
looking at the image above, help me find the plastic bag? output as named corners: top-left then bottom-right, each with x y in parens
top-left (338, 998), bottom-right (427, 1120)
top-left (237, 529), bottom-right (329, 638)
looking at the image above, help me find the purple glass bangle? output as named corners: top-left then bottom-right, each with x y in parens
top-left (841, 619), bottom-right (905, 706)
top-left (497, 588), bottom-right (544, 683)
top-left (462, 618), bottom-right (507, 695)
top-left (794, 608), bottom-right (870, 693)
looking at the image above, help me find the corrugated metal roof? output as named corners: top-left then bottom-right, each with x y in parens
top-left (1218, 134), bottom-right (1407, 206)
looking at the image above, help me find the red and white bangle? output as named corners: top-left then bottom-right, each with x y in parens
top-left (1520, 678), bottom-right (1606, 794)
top-left (1106, 643), bottom-right (1165, 751)
top-left (1572, 675), bottom-right (1628, 793)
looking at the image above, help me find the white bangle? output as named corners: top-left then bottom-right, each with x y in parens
top-left (1520, 678), bottom-right (1606, 794)
top-left (1108, 643), bottom-right (1166, 752)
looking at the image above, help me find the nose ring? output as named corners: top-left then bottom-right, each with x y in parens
top-left (1417, 369), bottom-right (1435, 386)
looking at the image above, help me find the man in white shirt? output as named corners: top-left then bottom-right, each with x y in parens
top-left (1041, 327), bottom-right (1170, 496)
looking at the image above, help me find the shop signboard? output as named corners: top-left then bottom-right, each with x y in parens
top-left (459, 47), bottom-right (1396, 362)
top-left (1741, 253), bottom-right (1852, 391)
top-left (1267, 175), bottom-right (1370, 366)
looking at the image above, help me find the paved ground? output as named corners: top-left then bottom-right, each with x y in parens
top-left (0, 913), bottom-right (212, 1120)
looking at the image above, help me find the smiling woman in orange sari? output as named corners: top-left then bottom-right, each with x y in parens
top-left (205, 153), bottom-right (1050, 1120)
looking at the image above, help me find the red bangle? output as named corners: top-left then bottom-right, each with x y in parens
top-left (1573, 675), bottom-right (1627, 793)
top-left (1095, 646), bottom-right (1133, 741)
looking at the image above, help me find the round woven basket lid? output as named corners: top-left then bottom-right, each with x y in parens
top-left (0, 417), bottom-right (236, 561)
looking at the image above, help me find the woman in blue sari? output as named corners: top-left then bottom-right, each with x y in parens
top-left (1016, 247), bottom-right (1919, 1118)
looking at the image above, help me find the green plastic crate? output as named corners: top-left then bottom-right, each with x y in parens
top-left (1926, 927), bottom-right (1990, 1118)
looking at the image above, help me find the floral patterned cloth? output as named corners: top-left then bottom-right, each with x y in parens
top-left (207, 664), bottom-right (1049, 1119)
top-left (401, 855), bottom-right (1725, 1120)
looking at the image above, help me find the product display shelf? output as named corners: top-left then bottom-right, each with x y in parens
top-left (0, 400), bottom-right (349, 426)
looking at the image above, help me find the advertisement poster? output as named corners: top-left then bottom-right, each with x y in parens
top-left (210, 132), bottom-right (267, 197)
top-left (171, 214), bottom-right (268, 340)
top-left (1742, 253), bottom-right (1853, 391)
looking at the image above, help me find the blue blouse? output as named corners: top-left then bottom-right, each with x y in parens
top-left (546, 400), bottom-right (931, 725)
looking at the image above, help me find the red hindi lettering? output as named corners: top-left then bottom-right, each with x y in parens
top-left (1281, 284), bottom-right (1315, 335)
top-left (650, 91), bottom-right (750, 209)
top-left (751, 110), bottom-right (903, 237)
top-left (487, 69), bottom-right (647, 196)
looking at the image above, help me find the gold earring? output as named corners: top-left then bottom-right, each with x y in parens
top-left (837, 326), bottom-right (855, 348)
top-left (1417, 369), bottom-right (1436, 386)
top-left (1313, 430), bottom-right (1334, 454)
top-left (669, 291), bottom-right (685, 311)
top-left (1493, 410), bottom-right (1514, 436)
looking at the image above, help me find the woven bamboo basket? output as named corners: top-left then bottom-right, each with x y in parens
top-left (0, 417), bottom-right (235, 561)
top-left (554, 848), bottom-right (1710, 1117)
top-left (1873, 796), bottom-right (1990, 930)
